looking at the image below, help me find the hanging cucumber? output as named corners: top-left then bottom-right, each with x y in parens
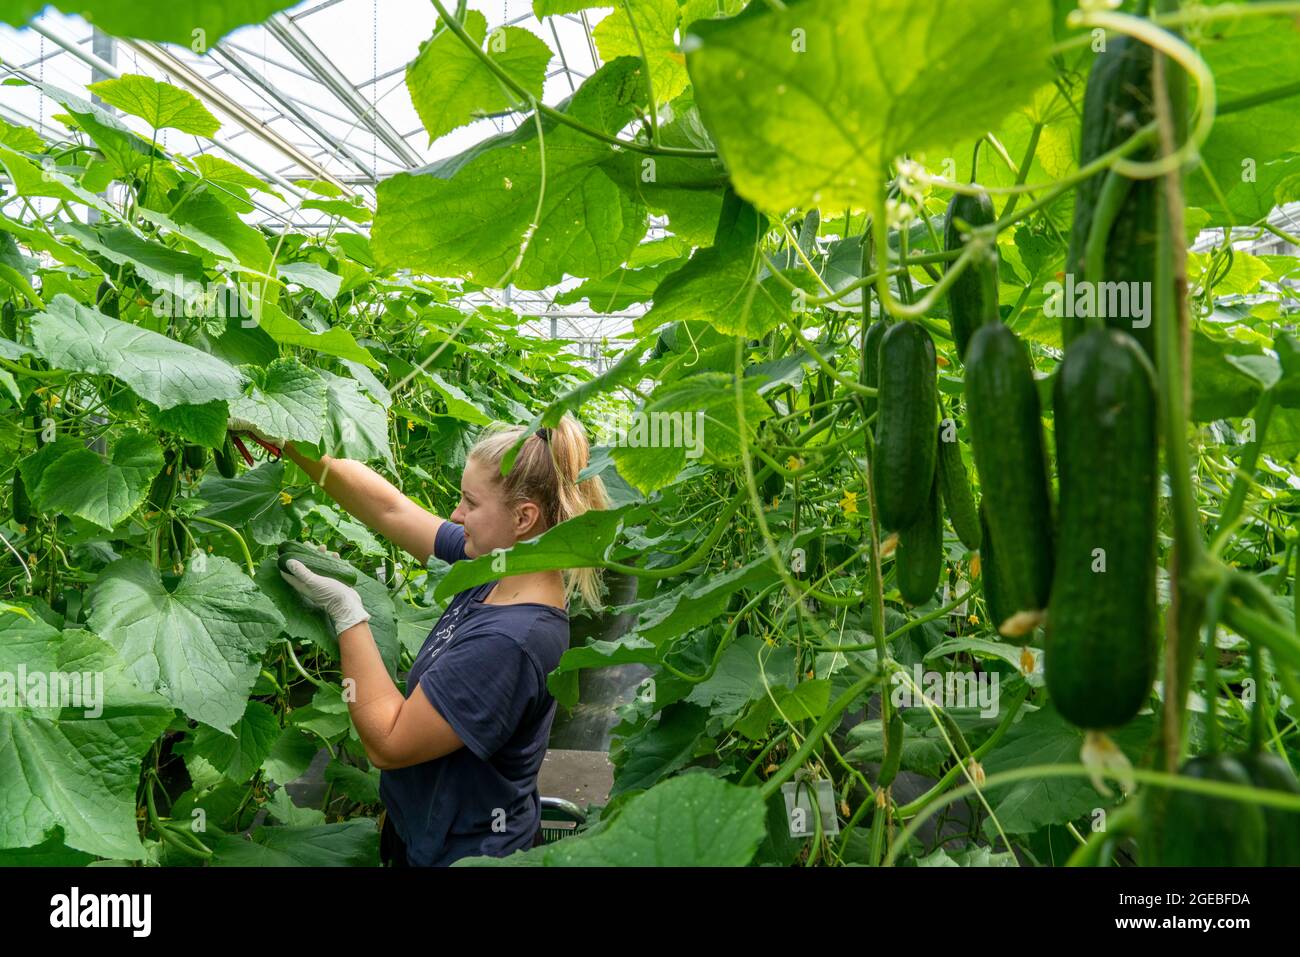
top-left (937, 429), bottom-right (981, 551)
top-left (942, 189), bottom-right (999, 362)
top-left (761, 469), bottom-right (784, 502)
top-left (26, 393), bottom-right (47, 447)
top-left (894, 471), bottom-right (942, 606)
top-left (977, 502), bottom-right (1009, 633)
top-left (95, 280), bottom-right (120, 319)
top-left (1236, 752), bottom-right (1300, 866)
top-left (1064, 34), bottom-right (1157, 357)
top-left (1046, 328), bottom-right (1157, 730)
top-left (146, 449), bottom-right (179, 513)
top-left (963, 323), bottom-right (1053, 639)
top-left (277, 540), bottom-right (358, 586)
top-left (873, 321), bottom-right (938, 531)
top-left (12, 470), bottom-right (31, 526)
top-left (1140, 754), bottom-right (1267, 866)
top-left (860, 319), bottom-right (887, 420)
top-left (183, 444), bottom-right (208, 470)
top-left (1, 300), bottom-right (15, 339)
top-left (214, 433), bottom-right (238, 478)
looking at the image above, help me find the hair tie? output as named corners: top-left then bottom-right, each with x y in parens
top-left (535, 427), bottom-right (551, 442)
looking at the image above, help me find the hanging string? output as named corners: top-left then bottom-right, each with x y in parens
top-left (372, 0), bottom-right (378, 178)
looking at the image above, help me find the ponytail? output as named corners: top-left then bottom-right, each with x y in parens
top-left (466, 411), bottom-right (610, 608)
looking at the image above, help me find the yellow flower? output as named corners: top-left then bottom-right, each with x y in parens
top-left (407, 419), bottom-right (415, 430)
top-left (786, 455), bottom-right (803, 471)
top-left (839, 490), bottom-right (858, 514)
top-left (278, 491), bottom-right (292, 505)
top-left (967, 613), bottom-right (979, 625)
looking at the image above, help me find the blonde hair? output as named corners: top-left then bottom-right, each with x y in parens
top-left (466, 411), bottom-right (610, 609)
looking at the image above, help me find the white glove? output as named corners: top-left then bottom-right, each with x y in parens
top-left (228, 415), bottom-right (289, 448)
top-left (280, 557), bottom-right (371, 636)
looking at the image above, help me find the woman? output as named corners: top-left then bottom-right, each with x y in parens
top-left (256, 412), bottom-right (608, 866)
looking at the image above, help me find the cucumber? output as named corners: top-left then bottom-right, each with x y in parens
top-left (937, 430), bottom-right (981, 551)
top-left (146, 449), bottom-right (179, 513)
top-left (26, 393), bottom-right (47, 447)
top-left (277, 540), bottom-right (358, 586)
top-left (873, 322), bottom-right (938, 531)
top-left (1045, 328), bottom-right (1157, 730)
top-left (183, 444), bottom-right (208, 470)
top-left (214, 433), bottom-right (238, 478)
top-left (95, 280), bottom-right (119, 319)
top-left (860, 319), bottom-right (887, 420)
top-left (760, 469), bottom-right (784, 502)
top-left (1, 300), bottom-right (15, 339)
top-left (1236, 752), bottom-right (1300, 866)
top-left (942, 189), bottom-right (999, 362)
top-left (894, 470), bottom-right (942, 606)
top-left (964, 323), bottom-right (1054, 639)
top-left (1064, 35), bottom-right (1157, 358)
top-left (977, 502), bottom-right (1010, 633)
top-left (1140, 754), bottom-right (1267, 866)
top-left (12, 470), bottom-right (31, 525)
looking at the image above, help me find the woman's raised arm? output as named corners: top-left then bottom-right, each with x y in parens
top-left (283, 443), bottom-right (443, 565)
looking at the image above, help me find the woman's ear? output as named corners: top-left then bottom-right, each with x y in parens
top-left (514, 500), bottom-right (542, 537)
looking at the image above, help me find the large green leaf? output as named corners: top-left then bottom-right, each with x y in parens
top-left (545, 773), bottom-right (767, 865)
top-left (611, 371), bottom-right (774, 494)
top-left (629, 554), bottom-right (778, 646)
top-left (610, 703), bottom-right (710, 796)
top-left (86, 556), bottom-right (285, 733)
top-left (593, 0), bottom-right (690, 104)
top-left (407, 9), bottom-right (552, 145)
top-left (373, 58), bottom-right (650, 289)
top-left (636, 190), bottom-right (789, 336)
top-left (55, 222), bottom-right (207, 293)
top-left (0, 212), bottom-right (100, 274)
top-left (167, 190), bottom-right (272, 271)
top-left (0, 613), bottom-right (173, 859)
top-left (979, 705), bottom-right (1153, 837)
top-left (175, 700), bottom-right (281, 783)
top-left (30, 295), bottom-right (247, 409)
top-left (228, 358), bottom-right (329, 445)
top-left (0, 144), bottom-right (115, 214)
top-left (27, 430), bottom-right (163, 529)
top-left (197, 460), bottom-right (293, 546)
top-left (208, 819), bottom-right (378, 866)
top-left (1, 0), bottom-right (301, 45)
top-left (317, 369), bottom-right (393, 465)
top-left (87, 74), bottom-right (220, 135)
top-left (684, 0), bottom-right (1053, 212)
top-left (249, 300), bottom-right (379, 369)
top-left (433, 503), bottom-right (648, 600)
top-left (1187, 18), bottom-right (1300, 225)
top-left (146, 399), bottom-right (231, 448)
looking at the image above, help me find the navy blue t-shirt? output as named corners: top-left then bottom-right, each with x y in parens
top-left (378, 521), bottom-right (569, 866)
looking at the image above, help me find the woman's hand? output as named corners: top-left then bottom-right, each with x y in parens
top-left (279, 546), bottom-right (370, 636)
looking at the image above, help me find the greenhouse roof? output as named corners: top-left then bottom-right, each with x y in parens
top-left (0, 1), bottom-right (636, 345)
